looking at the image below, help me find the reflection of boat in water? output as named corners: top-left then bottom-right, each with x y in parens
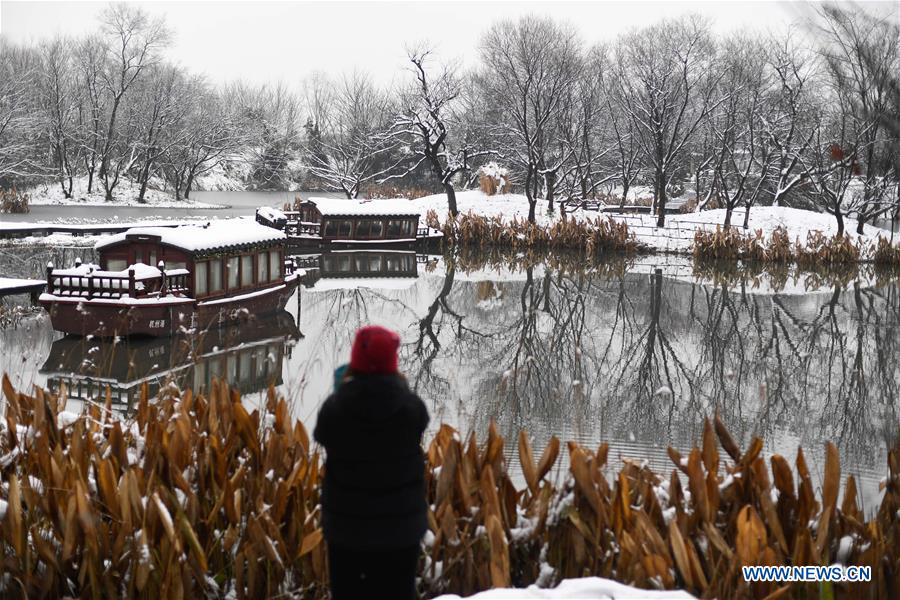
top-left (296, 249), bottom-right (437, 291)
top-left (40, 310), bottom-right (301, 411)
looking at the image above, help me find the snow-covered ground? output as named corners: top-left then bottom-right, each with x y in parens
top-left (409, 190), bottom-right (892, 255)
top-left (25, 176), bottom-right (227, 208)
top-left (433, 577), bottom-right (695, 599)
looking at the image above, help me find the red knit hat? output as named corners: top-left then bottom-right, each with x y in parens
top-left (349, 325), bottom-right (401, 375)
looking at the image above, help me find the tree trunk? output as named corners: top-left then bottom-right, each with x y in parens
top-left (742, 202), bottom-right (751, 229)
top-left (620, 180), bottom-right (629, 209)
top-left (525, 168), bottom-right (536, 224)
top-left (185, 170), bottom-right (195, 200)
top-left (724, 206), bottom-right (733, 228)
top-left (444, 183), bottom-right (458, 218)
top-left (835, 208), bottom-right (844, 237)
top-left (655, 171), bottom-right (667, 228)
top-left (86, 165), bottom-right (95, 194)
top-left (137, 160), bottom-right (152, 204)
top-left (545, 172), bottom-right (556, 214)
top-left (855, 214), bottom-right (865, 235)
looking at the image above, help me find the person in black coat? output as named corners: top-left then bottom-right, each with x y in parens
top-left (313, 325), bottom-right (429, 600)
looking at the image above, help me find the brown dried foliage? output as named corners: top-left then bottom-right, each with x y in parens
top-left (441, 211), bottom-right (640, 256)
top-left (0, 187), bottom-right (30, 214)
top-left (1, 378), bottom-right (898, 598)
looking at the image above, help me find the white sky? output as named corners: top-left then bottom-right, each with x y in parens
top-left (0, 1), bottom-right (892, 89)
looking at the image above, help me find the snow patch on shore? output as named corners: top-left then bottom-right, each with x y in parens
top-left (25, 176), bottom-right (227, 209)
top-left (433, 576), bottom-right (696, 599)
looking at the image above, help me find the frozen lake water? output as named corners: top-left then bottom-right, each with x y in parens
top-left (0, 247), bottom-right (897, 514)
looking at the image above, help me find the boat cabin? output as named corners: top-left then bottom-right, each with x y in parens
top-left (93, 220), bottom-right (288, 301)
top-left (41, 219), bottom-right (299, 337)
top-left (295, 197), bottom-right (421, 243)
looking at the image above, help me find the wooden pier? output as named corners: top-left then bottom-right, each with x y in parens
top-left (0, 221), bottom-right (196, 240)
top-left (0, 278), bottom-right (46, 304)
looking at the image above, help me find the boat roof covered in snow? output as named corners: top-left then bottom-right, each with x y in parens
top-left (95, 219), bottom-right (287, 254)
top-left (303, 197), bottom-right (421, 218)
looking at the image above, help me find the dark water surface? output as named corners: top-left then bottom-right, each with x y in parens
top-left (1, 248), bottom-right (897, 513)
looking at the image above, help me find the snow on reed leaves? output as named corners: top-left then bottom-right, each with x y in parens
top-left (438, 210), bottom-right (640, 254)
top-left (0, 376), bottom-right (898, 599)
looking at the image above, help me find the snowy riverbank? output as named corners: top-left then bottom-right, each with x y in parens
top-left (25, 176), bottom-right (228, 209)
top-left (409, 190), bottom-right (893, 256)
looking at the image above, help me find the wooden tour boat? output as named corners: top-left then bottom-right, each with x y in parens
top-left (39, 219), bottom-right (300, 337)
top-left (256, 197), bottom-right (443, 248)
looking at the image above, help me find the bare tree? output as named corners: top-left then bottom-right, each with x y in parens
top-left (302, 71), bottom-right (400, 198)
top-left (708, 35), bottom-right (769, 227)
top-left (382, 48), bottom-right (488, 217)
top-left (163, 84), bottom-right (243, 200)
top-left (97, 4), bottom-right (170, 201)
top-left (761, 33), bottom-right (820, 208)
top-left (0, 40), bottom-right (41, 183)
top-left (74, 35), bottom-right (108, 194)
top-left (477, 16), bottom-right (583, 222)
top-left (616, 15), bottom-right (723, 227)
top-left (37, 37), bottom-right (82, 197)
top-left (232, 81), bottom-right (302, 189)
top-left (816, 5), bottom-right (900, 233)
top-left (132, 64), bottom-right (193, 202)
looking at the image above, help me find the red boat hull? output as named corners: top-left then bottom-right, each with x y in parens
top-left (41, 279), bottom-right (298, 338)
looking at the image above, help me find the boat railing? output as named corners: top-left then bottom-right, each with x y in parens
top-left (284, 222), bottom-right (320, 236)
top-left (46, 264), bottom-right (190, 300)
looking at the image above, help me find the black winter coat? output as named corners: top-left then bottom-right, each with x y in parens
top-left (313, 374), bottom-right (430, 550)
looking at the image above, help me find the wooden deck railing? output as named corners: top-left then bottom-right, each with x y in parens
top-left (46, 265), bottom-right (189, 300)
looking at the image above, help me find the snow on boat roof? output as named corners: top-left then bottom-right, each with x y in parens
top-left (305, 196), bottom-right (422, 217)
top-left (95, 219), bottom-right (286, 253)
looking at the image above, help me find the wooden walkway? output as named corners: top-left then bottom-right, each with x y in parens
top-left (0, 278), bottom-right (46, 304)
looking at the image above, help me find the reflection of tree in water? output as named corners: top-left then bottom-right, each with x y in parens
top-left (290, 252), bottom-right (898, 492)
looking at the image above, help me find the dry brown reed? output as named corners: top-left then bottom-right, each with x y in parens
top-left (691, 227), bottom-right (892, 265)
top-left (0, 188), bottom-right (30, 214)
top-left (443, 211), bottom-right (640, 256)
top-left (1, 377), bottom-right (898, 599)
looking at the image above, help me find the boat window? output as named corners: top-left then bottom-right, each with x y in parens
top-left (193, 362), bottom-right (206, 392)
top-left (387, 220), bottom-right (403, 237)
top-left (148, 250), bottom-right (157, 267)
top-left (368, 255), bottom-right (383, 271)
top-left (210, 259), bottom-right (223, 293)
top-left (270, 250), bottom-right (282, 280)
top-left (195, 261), bottom-right (208, 296)
top-left (240, 351), bottom-right (252, 380)
top-left (337, 255), bottom-right (352, 272)
top-left (370, 220), bottom-right (384, 238)
top-left (386, 255), bottom-right (403, 271)
top-left (337, 220), bottom-right (352, 237)
top-left (227, 355), bottom-right (237, 381)
top-left (241, 255), bottom-right (253, 287)
top-left (107, 258), bottom-right (127, 272)
top-left (407, 219), bottom-right (417, 235)
top-left (324, 220), bottom-right (337, 237)
top-left (322, 255), bottom-right (338, 271)
top-left (227, 256), bottom-right (239, 289)
top-left (165, 261), bottom-right (187, 271)
top-left (354, 256), bottom-right (367, 272)
top-left (258, 251), bottom-right (269, 282)
top-left (356, 220), bottom-right (371, 237)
